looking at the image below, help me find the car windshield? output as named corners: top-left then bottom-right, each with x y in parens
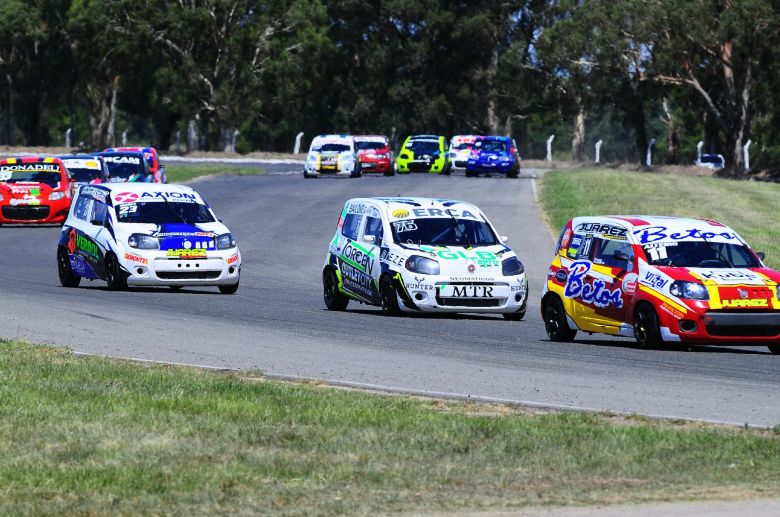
top-left (642, 241), bottom-right (760, 268)
top-left (356, 141), bottom-right (385, 150)
top-left (452, 142), bottom-right (474, 151)
top-left (407, 140), bottom-right (440, 154)
top-left (476, 140), bottom-right (507, 153)
top-left (0, 169), bottom-right (62, 187)
top-left (315, 143), bottom-right (350, 152)
top-left (103, 156), bottom-right (145, 180)
top-left (115, 201), bottom-right (215, 225)
top-left (390, 217), bottom-right (498, 246)
top-left (67, 166), bottom-right (103, 183)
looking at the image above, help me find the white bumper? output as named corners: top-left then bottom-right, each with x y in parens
top-left (119, 249), bottom-right (241, 286)
top-left (398, 271), bottom-right (527, 314)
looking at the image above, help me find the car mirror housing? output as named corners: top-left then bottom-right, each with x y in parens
top-left (757, 251), bottom-right (766, 260)
top-left (362, 235), bottom-right (376, 244)
top-left (499, 235), bottom-right (509, 243)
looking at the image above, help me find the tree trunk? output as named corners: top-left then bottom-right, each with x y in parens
top-left (571, 95), bottom-right (586, 162)
top-left (87, 75), bottom-right (120, 149)
top-left (662, 98), bottom-right (680, 164)
top-left (485, 25), bottom-right (500, 134)
top-left (5, 74), bottom-right (15, 145)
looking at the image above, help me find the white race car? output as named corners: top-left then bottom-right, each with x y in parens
top-left (56, 183), bottom-right (241, 293)
top-left (304, 134), bottom-right (360, 178)
top-left (448, 135), bottom-right (480, 170)
top-left (322, 197), bottom-right (528, 318)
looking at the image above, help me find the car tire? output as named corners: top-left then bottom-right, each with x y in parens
top-left (768, 345), bottom-right (780, 355)
top-left (303, 171), bottom-right (316, 179)
top-left (323, 268), bottom-right (349, 311)
top-left (507, 165), bottom-right (519, 178)
top-left (351, 162), bottom-right (362, 178)
top-left (502, 309), bottom-right (525, 321)
top-left (542, 295), bottom-right (577, 342)
top-left (105, 253), bottom-right (128, 291)
top-left (219, 280), bottom-right (239, 294)
top-left (169, 286), bottom-right (183, 291)
top-left (384, 165), bottom-right (395, 177)
top-left (379, 274), bottom-right (401, 316)
top-left (634, 303), bottom-right (663, 349)
top-left (57, 247), bottom-right (81, 288)
top-left (465, 170), bottom-right (476, 178)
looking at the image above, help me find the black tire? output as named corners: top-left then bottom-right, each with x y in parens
top-left (219, 280), bottom-right (239, 294)
top-left (507, 165), bottom-right (519, 178)
top-left (542, 295), bottom-right (577, 342)
top-left (379, 274), bottom-right (401, 316)
top-left (384, 165), bottom-right (395, 177)
top-left (323, 268), bottom-right (349, 311)
top-left (303, 171), bottom-right (316, 179)
top-left (768, 345), bottom-right (780, 355)
top-left (57, 247), bottom-right (81, 288)
top-left (351, 162), bottom-right (362, 178)
top-left (465, 170), bottom-right (477, 178)
top-left (502, 309), bottom-right (526, 321)
top-left (634, 303), bottom-right (663, 349)
top-left (169, 285), bottom-right (183, 291)
top-left (105, 253), bottom-right (128, 291)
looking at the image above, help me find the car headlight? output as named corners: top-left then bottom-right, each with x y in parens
top-left (502, 257), bottom-right (524, 276)
top-left (405, 255), bottom-right (440, 275)
top-left (216, 233), bottom-right (236, 249)
top-left (49, 191), bottom-right (65, 201)
top-left (128, 233), bottom-right (159, 250)
top-left (670, 281), bottom-right (709, 300)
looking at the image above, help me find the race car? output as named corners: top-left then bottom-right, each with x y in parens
top-left (354, 135), bottom-right (393, 175)
top-left (56, 183), bottom-right (241, 293)
top-left (448, 135), bottom-right (480, 170)
top-left (395, 135), bottom-right (449, 174)
top-left (97, 150), bottom-right (154, 183)
top-left (542, 215), bottom-right (780, 353)
top-left (0, 156), bottom-right (72, 225)
top-left (58, 155), bottom-right (110, 196)
top-left (465, 136), bottom-right (520, 178)
top-left (104, 146), bottom-right (166, 183)
top-left (303, 134), bottom-right (360, 178)
top-left (322, 197), bottom-right (527, 318)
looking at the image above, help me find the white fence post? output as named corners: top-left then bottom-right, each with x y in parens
top-left (294, 132), bottom-right (304, 154)
top-left (121, 130), bottom-right (128, 147)
top-left (595, 140), bottom-right (603, 164)
top-left (65, 128), bottom-right (72, 148)
top-left (546, 134), bottom-right (555, 162)
top-left (696, 141), bottom-right (704, 163)
top-left (646, 138), bottom-right (656, 166)
top-left (743, 139), bottom-right (752, 172)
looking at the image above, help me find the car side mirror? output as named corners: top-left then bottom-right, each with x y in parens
top-left (362, 235), bottom-right (376, 244)
top-left (613, 250), bottom-right (630, 262)
top-left (757, 251), bottom-right (766, 260)
top-left (499, 235), bottom-right (509, 243)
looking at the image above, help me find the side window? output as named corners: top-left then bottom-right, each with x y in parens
top-left (91, 200), bottom-right (108, 225)
top-left (73, 195), bottom-right (92, 222)
top-left (364, 216), bottom-right (383, 243)
top-left (341, 213), bottom-right (362, 240)
top-left (592, 238), bottom-right (632, 268)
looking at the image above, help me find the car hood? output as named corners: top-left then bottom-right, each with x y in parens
top-left (0, 182), bottom-right (58, 203)
top-left (114, 221), bottom-right (231, 248)
top-left (399, 243), bottom-right (514, 278)
top-left (658, 266), bottom-right (777, 286)
top-left (476, 151), bottom-right (509, 161)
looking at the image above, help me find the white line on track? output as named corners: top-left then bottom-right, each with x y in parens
top-left (72, 351), bottom-right (770, 430)
top-left (161, 155), bottom-right (304, 165)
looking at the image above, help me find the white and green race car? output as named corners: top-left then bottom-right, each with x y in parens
top-left (322, 197), bottom-right (528, 319)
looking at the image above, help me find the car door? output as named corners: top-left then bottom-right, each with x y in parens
top-left (65, 191), bottom-right (105, 279)
top-left (357, 212), bottom-right (383, 302)
top-left (334, 208), bottom-right (375, 303)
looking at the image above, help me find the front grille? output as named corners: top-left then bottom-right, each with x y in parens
top-left (436, 297), bottom-right (502, 307)
top-left (454, 160), bottom-right (467, 167)
top-left (2, 206), bottom-right (50, 220)
top-left (704, 311), bottom-right (780, 337)
top-left (408, 162), bottom-right (432, 172)
top-left (706, 325), bottom-right (780, 337)
top-left (156, 271), bottom-right (221, 280)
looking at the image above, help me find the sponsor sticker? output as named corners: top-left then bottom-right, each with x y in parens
top-left (167, 248), bottom-right (206, 259)
top-left (124, 252), bottom-right (148, 265)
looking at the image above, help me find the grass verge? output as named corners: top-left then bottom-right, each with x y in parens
top-left (164, 163), bottom-right (263, 183)
top-left (1, 339), bottom-right (778, 514)
top-left (539, 168), bottom-right (780, 268)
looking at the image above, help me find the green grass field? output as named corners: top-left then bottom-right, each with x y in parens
top-left (164, 163), bottom-right (263, 183)
top-left (539, 168), bottom-right (780, 268)
top-left (1, 340), bottom-right (778, 515)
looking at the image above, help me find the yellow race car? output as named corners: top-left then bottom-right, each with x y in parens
top-left (395, 135), bottom-right (449, 174)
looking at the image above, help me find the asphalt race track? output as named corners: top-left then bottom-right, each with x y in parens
top-left (2, 167), bottom-right (779, 427)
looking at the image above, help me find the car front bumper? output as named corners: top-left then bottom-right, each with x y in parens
top-left (121, 250), bottom-right (241, 287)
top-left (396, 272), bottom-right (527, 314)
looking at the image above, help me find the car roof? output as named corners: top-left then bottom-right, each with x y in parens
top-left (476, 135), bottom-right (510, 141)
top-left (408, 134), bottom-right (442, 139)
top-left (99, 182), bottom-right (196, 194)
top-left (351, 196), bottom-right (483, 213)
top-left (353, 135), bottom-right (387, 142)
top-left (58, 154), bottom-right (103, 160)
top-left (98, 150), bottom-right (146, 157)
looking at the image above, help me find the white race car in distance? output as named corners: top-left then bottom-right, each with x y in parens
top-left (323, 197), bottom-right (528, 318)
top-left (57, 183), bottom-right (241, 293)
top-left (304, 134), bottom-right (360, 178)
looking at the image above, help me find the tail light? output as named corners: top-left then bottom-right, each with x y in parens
top-left (510, 147), bottom-right (518, 153)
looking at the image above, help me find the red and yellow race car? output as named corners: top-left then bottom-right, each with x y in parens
top-left (0, 156), bottom-right (72, 225)
top-left (543, 215), bottom-right (780, 354)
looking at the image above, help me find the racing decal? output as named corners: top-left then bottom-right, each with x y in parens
top-left (687, 268), bottom-right (763, 284)
top-left (124, 252), bottom-right (148, 264)
top-left (227, 253), bottom-right (239, 265)
top-left (167, 249), bottom-right (207, 259)
top-left (380, 247), bottom-right (405, 267)
top-left (154, 224), bottom-right (215, 252)
top-left (419, 247), bottom-right (499, 267)
top-left (392, 220), bottom-right (417, 233)
top-left (81, 185), bottom-right (108, 202)
top-left (658, 302), bottom-right (686, 320)
top-left (721, 299), bottom-right (768, 308)
top-left (392, 209), bottom-right (409, 218)
top-left (439, 285), bottom-right (496, 298)
top-left (641, 271), bottom-right (669, 290)
top-left (103, 156), bottom-right (141, 164)
top-left (0, 163), bottom-right (60, 173)
top-left (574, 222), bottom-right (628, 240)
top-left (633, 225), bottom-right (738, 244)
top-left (621, 273), bottom-right (639, 295)
top-left (347, 202), bottom-right (380, 217)
top-left (338, 241), bottom-right (378, 301)
top-left (563, 261), bottom-right (624, 309)
top-left (114, 192), bottom-right (139, 203)
top-left (408, 208), bottom-right (478, 219)
top-left (69, 254), bottom-right (98, 279)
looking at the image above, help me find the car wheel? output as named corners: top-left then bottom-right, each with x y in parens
top-left (105, 253), bottom-right (127, 291)
top-left (465, 170), bottom-right (476, 178)
top-left (634, 303), bottom-right (663, 349)
top-left (323, 268), bottom-right (349, 311)
top-left (169, 286), bottom-right (183, 291)
top-left (303, 171), bottom-right (315, 179)
top-left (219, 279), bottom-right (239, 294)
top-left (542, 295), bottom-right (577, 341)
top-left (384, 164), bottom-right (395, 177)
top-left (508, 165), bottom-right (519, 178)
top-left (379, 274), bottom-right (401, 316)
top-left (768, 345), bottom-right (780, 355)
top-left (57, 247), bottom-right (81, 288)
top-left (502, 309), bottom-right (525, 321)
top-left (351, 162), bottom-right (362, 178)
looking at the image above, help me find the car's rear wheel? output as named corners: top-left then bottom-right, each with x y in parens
top-left (105, 253), bottom-right (127, 291)
top-left (502, 309), bottom-right (525, 321)
top-left (768, 344), bottom-right (780, 355)
top-left (303, 171), bottom-right (315, 178)
top-left (384, 164), bottom-right (394, 177)
top-left (219, 279), bottom-right (239, 294)
top-left (634, 303), bottom-right (663, 349)
top-left (507, 165), bottom-right (519, 178)
top-left (465, 170), bottom-right (477, 178)
top-left (351, 162), bottom-right (362, 178)
top-left (57, 247), bottom-right (81, 288)
top-left (323, 268), bottom-right (349, 311)
top-left (542, 295), bottom-right (577, 341)
top-left (379, 274), bottom-right (401, 316)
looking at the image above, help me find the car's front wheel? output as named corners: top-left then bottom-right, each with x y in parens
top-left (634, 303), bottom-right (663, 349)
top-left (542, 295), bottom-right (577, 341)
top-left (219, 279), bottom-right (239, 294)
top-left (502, 309), bottom-right (526, 321)
top-left (379, 274), bottom-right (401, 316)
top-left (323, 268), bottom-right (349, 311)
top-left (768, 345), bottom-right (780, 355)
top-left (57, 247), bottom-right (81, 288)
top-left (105, 253), bottom-right (127, 291)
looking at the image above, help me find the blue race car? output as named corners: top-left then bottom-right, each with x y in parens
top-left (465, 136), bottom-right (521, 178)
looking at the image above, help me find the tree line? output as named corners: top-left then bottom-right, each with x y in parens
top-left (1, 0), bottom-right (778, 177)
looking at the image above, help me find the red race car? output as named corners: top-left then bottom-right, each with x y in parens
top-left (0, 157), bottom-right (72, 225)
top-left (354, 135), bottom-right (393, 176)
top-left (104, 146), bottom-right (166, 183)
